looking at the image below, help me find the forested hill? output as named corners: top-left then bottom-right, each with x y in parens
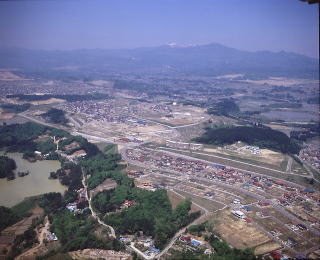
top-left (194, 126), bottom-right (300, 154)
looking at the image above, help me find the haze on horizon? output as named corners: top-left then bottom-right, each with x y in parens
top-left (0, 0), bottom-right (319, 58)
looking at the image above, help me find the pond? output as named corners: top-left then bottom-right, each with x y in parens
top-left (0, 152), bottom-right (66, 207)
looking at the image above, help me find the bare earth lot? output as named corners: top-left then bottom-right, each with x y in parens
top-left (210, 209), bottom-right (276, 251)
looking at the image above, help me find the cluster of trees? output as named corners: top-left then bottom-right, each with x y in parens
top-left (38, 192), bottom-right (63, 214)
top-left (261, 102), bottom-right (302, 109)
top-left (20, 138), bottom-right (56, 161)
top-left (187, 222), bottom-right (206, 236)
top-left (51, 210), bottom-right (124, 252)
top-left (195, 126), bottom-right (300, 154)
top-left (0, 206), bottom-right (20, 232)
top-left (0, 103), bottom-right (31, 113)
top-left (99, 187), bottom-right (200, 249)
top-left (81, 147), bottom-right (201, 249)
top-left (0, 122), bottom-right (100, 161)
top-left (41, 108), bottom-right (69, 125)
top-left (0, 156), bottom-right (16, 179)
top-left (0, 122), bottom-right (68, 159)
top-left (36, 139), bottom-right (56, 154)
top-left (10, 223), bottom-right (38, 257)
top-left (168, 234), bottom-right (255, 260)
top-left (60, 135), bottom-right (100, 157)
top-left (37, 154), bottom-right (124, 252)
top-left (50, 163), bottom-right (83, 190)
top-left (0, 122), bottom-right (47, 152)
top-left (87, 170), bottom-right (129, 190)
top-left (80, 153), bottom-right (121, 175)
top-left (7, 93), bottom-right (110, 102)
top-left (291, 130), bottom-right (319, 142)
top-left (207, 234), bottom-right (255, 260)
top-left (0, 122), bottom-right (131, 255)
top-left (289, 122), bottom-right (319, 142)
top-left (207, 99), bottom-right (240, 116)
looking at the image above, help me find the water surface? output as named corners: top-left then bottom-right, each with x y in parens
top-left (0, 152), bottom-right (66, 207)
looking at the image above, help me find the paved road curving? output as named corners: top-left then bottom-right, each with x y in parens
top-left (82, 173), bottom-right (116, 238)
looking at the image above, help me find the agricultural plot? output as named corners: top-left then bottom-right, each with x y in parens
top-left (210, 209), bottom-right (273, 250)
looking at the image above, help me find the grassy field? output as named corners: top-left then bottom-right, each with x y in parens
top-left (173, 189), bottom-right (224, 212)
top-left (291, 158), bottom-right (309, 175)
top-left (95, 142), bottom-right (118, 154)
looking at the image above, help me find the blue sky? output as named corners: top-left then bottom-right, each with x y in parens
top-left (0, 0), bottom-right (318, 57)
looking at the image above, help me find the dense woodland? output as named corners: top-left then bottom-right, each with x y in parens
top-left (195, 125), bottom-right (300, 154)
top-left (51, 210), bottom-right (124, 252)
top-left (59, 135), bottom-right (100, 157)
top-left (0, 103), bottom-right (31, 113)
top-left (0, 122), bottom-right (65, 155)
top-left (50, 163), bottom-right (83, 191)
top-left (0, 122), bottom-right (99, 160)
top-left (105, 192), bottom-right (200, 249)
top-left (207, 99), bottom-right (240, 116)
top-left (41, 108), bottom-right (69, 125)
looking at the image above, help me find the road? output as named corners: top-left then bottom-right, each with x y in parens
top-left (286, 157), bottom-right (293, 173)
top-left (157, 148), bottom-right (309, 189)
top-left (121, 147), bottom-right (320, 237)
top-left (155, 190), bottom-right (209, 259)
top-left (298, 156), bottom-right (320, 184)
top-left (161, 147), bottom-right (312, 179)
top-left (19, 112), bottom-right (58, 128)
top-left (18, 112), bottom-right (320, 256)
top-left (156, 190), bottom-right (228, 259)
top-left (16, 216), bottom-right (50, 260)
top-left (156, 211), bottom-right (209, 259)
top-left (82, 173), bottom-right (116, 238)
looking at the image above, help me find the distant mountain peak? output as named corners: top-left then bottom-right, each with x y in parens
top-left (0, 43), bottom-right (318, 79)
top-left (165, 42), bottom-right (197, 48)
top-left (166, 42), bottom-right (178, 47)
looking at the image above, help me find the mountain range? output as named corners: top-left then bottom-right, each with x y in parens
top-left (0, 43), bottom-right (318, 79)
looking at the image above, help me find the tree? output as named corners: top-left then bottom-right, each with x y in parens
top-left (0, 156), bottom-right (16, 178)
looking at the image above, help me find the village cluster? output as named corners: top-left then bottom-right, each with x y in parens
top-left (59, 99), bottom-right (176, 126)
top-left (60, 100), bottom-right (143, 125)
top-left (0, 79), bottom-right (109, 98)
top-left (125, 147), bottom-right (320, 255)
top-left (299, 145), bottom-right (320, 171)
top-left (65, 188), bottom-right (89, 214)
top-left (125, 148), bottom-right (319, 204)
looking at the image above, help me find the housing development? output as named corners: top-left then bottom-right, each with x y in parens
top-left (0, 1), bottom-right (319, 259)
top-left (0, 70), bottom-right (319, 259)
